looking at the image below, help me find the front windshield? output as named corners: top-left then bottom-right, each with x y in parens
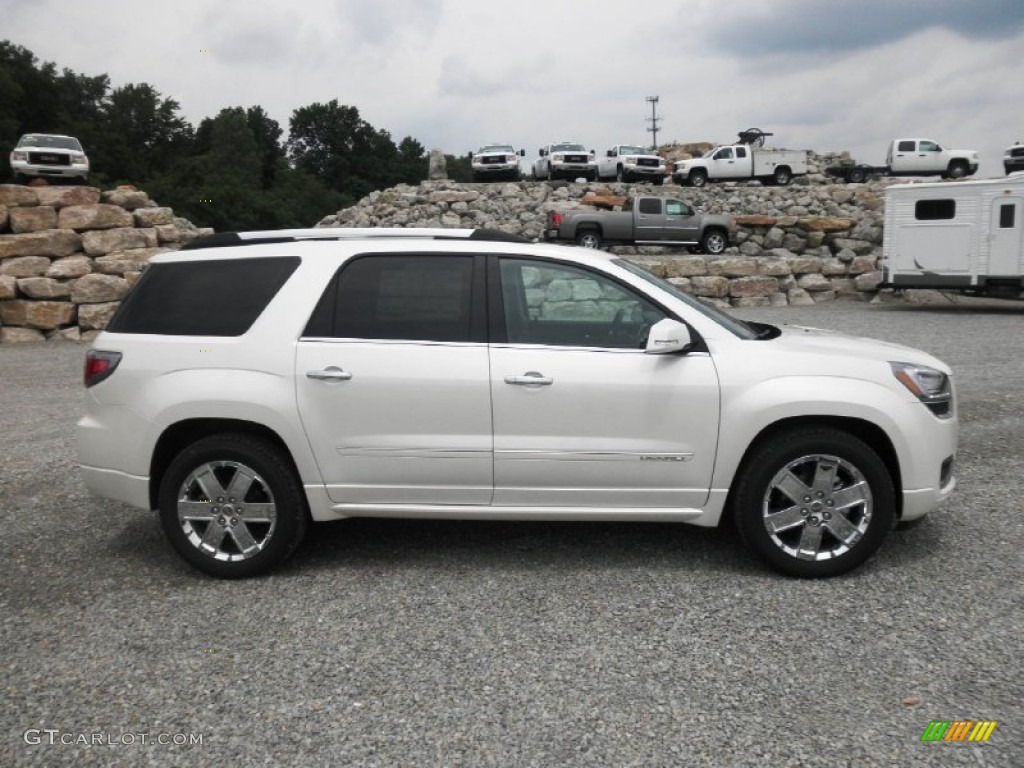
top-left (619, 145), bottom-right (651, 156)
top-left (614, 259), bottom-right (757, 339)
top-left (552, 143), bottom-right (586, 152)
top-left (18, 135), bottom-right (82, 150)
top-left (479, 145), bottom-right (514, 154)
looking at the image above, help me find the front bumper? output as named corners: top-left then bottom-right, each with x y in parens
top-left (551, 163), bottom-right (596, 180)
top-left (473, 163), bottom-right (519, 176)
top-left (624, 165), bottom-right (665, 180)
top-left (12, 160), bottom-right (89, 179)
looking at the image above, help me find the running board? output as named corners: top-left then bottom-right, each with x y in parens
top-left (633, 239), bottom-right (700, 246)
top-left (326, 503), bottom-right (706, 522)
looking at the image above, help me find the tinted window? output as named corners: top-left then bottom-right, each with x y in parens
top-left (638, 198), bottom-right (662, 215)
top-left (310, 255), bottom-right (475, 342)
top-left (999, 204), bottom-right (1016, 229)
top-left (915, 200), bottom-right (956, 220)
top-left (107, 257), bottom-right (299, 336)
top-left (499, 258), bottom-right (665, 349)
top-left (736, 147), bottom-right (747, 158)
top-left (898, 141), bottom-right (915, 152)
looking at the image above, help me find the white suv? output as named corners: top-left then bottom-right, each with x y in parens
top-left (10, 133), bottom-right (90, 182)
top-left (78, 228), bottom-right (957, 579)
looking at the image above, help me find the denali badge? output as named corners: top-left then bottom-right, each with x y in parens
top-left (641, 454), bottom-right (693, 462)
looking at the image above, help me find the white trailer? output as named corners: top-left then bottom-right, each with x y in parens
top-left (882, 174), bottom-right (1024, 299)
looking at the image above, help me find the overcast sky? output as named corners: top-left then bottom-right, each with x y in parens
top-left (6, 0), bottom-right (1023, 178)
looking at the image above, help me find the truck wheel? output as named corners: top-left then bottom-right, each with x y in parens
top-left (689, 170), bottom-right (708, 188)
top-left (947, 161), bottom-right (968, 179)
top-left (653, 176), bottom-right (664, 186)
top-left (616, 166), bottom-right (625, 183)
top-left (772, 166), bottom-right (792, 186)
top-left (700, 229), bottom-right (727, 255)
top-left (848, 167), bottom-right (867, 184)
top-left (575, 230), bottom-right (602, 249)
top-left (730, 427), bottom-right (894, 578)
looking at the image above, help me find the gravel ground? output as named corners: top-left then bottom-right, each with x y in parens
top-left (1, 299), bottom-right (1021, 767)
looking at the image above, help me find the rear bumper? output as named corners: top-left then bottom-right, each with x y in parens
top-left (80, 465), bottom-right (152, 510)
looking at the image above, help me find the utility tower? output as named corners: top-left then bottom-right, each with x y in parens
top-left (645, 96), bottom-right (661, 150)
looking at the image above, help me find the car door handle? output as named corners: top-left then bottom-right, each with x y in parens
top-left (505, 372), bottom-right (553, 386)
top-left (306, 367), bottom-right (353, 382)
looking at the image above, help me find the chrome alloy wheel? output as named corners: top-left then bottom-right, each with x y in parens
top-left (761, 454), bottom-right (873, 561)
top-left (176, 461), bottom-right (277, 562)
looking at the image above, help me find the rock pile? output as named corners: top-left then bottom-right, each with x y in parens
top-left (316, 174), bottom-right (909, 308)
top-left (0, 184), bottom-right (211, 343)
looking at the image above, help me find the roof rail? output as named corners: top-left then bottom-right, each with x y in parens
top-left (179, 227), bottom-right (530, 251)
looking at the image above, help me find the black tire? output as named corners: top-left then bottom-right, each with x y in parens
top-left (731, 427), bottom-right (895, 578)
top-left (773, 166), bottom-right (792, 186)
top-left (575, 229), bottom-right (602, 249)
top-left (653, 176), bottom-right (664, 186)
top-left (700, 229), bottom-right (727, 255)
top-left (689, 170), bottom-right (708, 188)
top-left (158, 433), bottom-right (309, 578)
top-left (616, 166), bottom-right (625, 183)
top-left (947, 161), bottom-right (968, 180)
top-left (848, 167), bottom-right (867, 184)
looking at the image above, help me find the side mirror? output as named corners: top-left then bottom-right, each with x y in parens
top-left (539, 148), bottom-right (547, 156)
top-left (468, 152), bottom-right (473, 159)
top-left (519, 149), bottom-right (526, 156)
top-left (645, 319), bottom-right (693, 355)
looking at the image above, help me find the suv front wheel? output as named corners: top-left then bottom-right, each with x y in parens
top-left (731, 428), bottom-right (895, 578)
top-left (158, 433), bottom-right (308, 578)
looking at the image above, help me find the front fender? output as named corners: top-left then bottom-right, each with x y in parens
top-left (711, 375), bottom-right (924, 492)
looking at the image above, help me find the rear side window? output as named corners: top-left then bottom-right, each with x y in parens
top-left (915, 200), bottom-right (956, 221)
top-left (638, 198), bottom-right (662, 214)
top-left (999, 204), bottom-right (1016, 228)
top-left (898, 141), bottom-right (915, 152)
top-left (305, 255), bottom-right (477, 342)
top-left (107, 257), bottom-right (300, 336)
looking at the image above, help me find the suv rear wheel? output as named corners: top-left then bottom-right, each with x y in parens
top-left (158, 433), bottom-right (308, 578)
top-left (731, 428), bottom-right (895, 577)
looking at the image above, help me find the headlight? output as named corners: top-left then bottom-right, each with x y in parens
top-left (890, 362), bottom-right (953, 418)
top-left (72, 153), bottom-right (87, 164)
top-left (552, 154), bottom-right (563, 163)
top-left (11, 150), bottom-right (27, 161)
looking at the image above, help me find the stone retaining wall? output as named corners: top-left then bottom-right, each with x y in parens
top-left (316, 175), bottom-right (905, 308)
top-left (0, 184), bottom-right (211, 343)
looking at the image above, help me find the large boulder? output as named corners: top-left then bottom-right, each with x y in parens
top-left (93, 246), bottom-right (169, 275)
top-left (0, 299), bottom-right (76, 329)
top-left (9, 206), bottom-right (58, 234)
top-left (82, 227), bottom-right (158, 256)
top-left (46, 256), bottom-right (93, 279)
top-left (70, 273), bottom-right (130, 303)
top-left (0, 327), bottom-right (46, 343)
top-left (78, 301), bottom-right (120, 330)
top-left (101, 185), bottom-right (151, 210)
top-left (0, 274), bottom-right (16, 299)
top-left (428, 149), bottom-right (447, 180)
top-left (132, 207), bottom-right (175, 227)
top-left (58, 204), bottom-right (134, 232)
top-left (15, 277), bottom-right (71, 299)
top-left (0, 185), bottom-right (38, 207)
top-left (0, 230), bottom-right (82, 259)
top-left (33, 186), bottom-right (102, 208)
top-left (1, 256), bottom-right (52, 278)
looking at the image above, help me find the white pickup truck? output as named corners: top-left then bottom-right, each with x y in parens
top-left (597, 144), bottom-right (665, 184)
top-left (672, 143), bottom-right (808, 187)
top-left (827, 138), bottom-right (980, 183)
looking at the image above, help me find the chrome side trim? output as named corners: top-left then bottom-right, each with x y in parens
top-left (495, 450), bottom-right (695, 462)
top-left (335, 447), bottom-right (490, 460)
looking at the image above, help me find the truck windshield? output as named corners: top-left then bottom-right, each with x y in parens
top-left (18, 135), bottom-right (82, 150)
top-left (478, 145), bottom-right (515, 153)
top-left (619, 146), bottom-right (650, 155)
top-left (552, 144), bottom-right (586, 152)
top-left (613, 259), bottom-right (758, 340)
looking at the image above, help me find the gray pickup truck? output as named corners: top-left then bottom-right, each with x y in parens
top-left (543, 195), bottom-right (735, 253)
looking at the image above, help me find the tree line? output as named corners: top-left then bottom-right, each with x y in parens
top-left (0, 41), bottom-right (473, 230)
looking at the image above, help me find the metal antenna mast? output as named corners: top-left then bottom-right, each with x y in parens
top-left (645, 96), bottom-right (661, 150)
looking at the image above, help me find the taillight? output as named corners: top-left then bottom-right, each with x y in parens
top-left (550, 212), bottom-right (563, 226)
top-left (84, 350), bottom-right (122, 387)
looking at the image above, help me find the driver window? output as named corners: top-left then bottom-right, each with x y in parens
top-left (499, 259), bottom-right (666, 349)
top-left (665, 200), bottom-right (692, 217)
top-left (920, 141), bottom-right (940, 152)
top-left (716, 148), bottom-right (733, 159)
